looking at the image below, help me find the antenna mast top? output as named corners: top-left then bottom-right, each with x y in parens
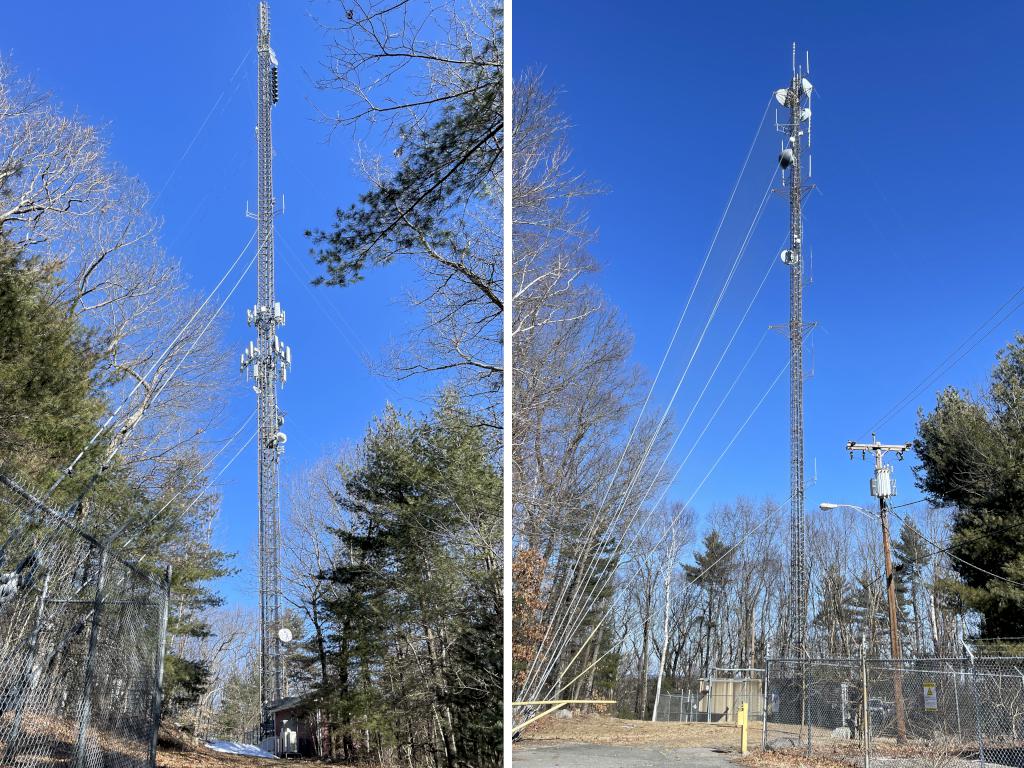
top-left (258, 1), bottom-right (270, 51)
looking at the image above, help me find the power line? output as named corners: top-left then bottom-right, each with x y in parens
top-left (523, 329), bottom-right (796, 706)
top-left (519, 116), bottom-right (779, 699)
top-left (887, 505), bottom-right (1024, 589)
top-left (152, 48), bottom-right (253, 206)
top-left (115, 409), bottom-right (258, 546)
top-left (843, 503), bottom-right (1024, 591)
top-left (864, 284), bottom-right (1024, 438)
top-left (47, 230), bottom-right (258, 502)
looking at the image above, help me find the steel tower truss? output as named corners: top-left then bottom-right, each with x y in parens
top-left (776, 49), bottom-right (814, 656)
top-left (240, 0), bottom-right (291, 733)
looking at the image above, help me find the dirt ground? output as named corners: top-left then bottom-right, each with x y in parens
top-left (156, 725), bottom-right (321, 768)
top-left (514, 713), bottom-right (749, 767)
top-left (514, 714), bottom-right (990, 768)
top-left (518, 712), bottom-right (746, 750)
top-left (157, 747), bottom-right (298, 768)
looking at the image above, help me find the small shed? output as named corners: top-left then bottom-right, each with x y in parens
top-left (699, 675), bottom-right (764, 723)
top-left (267, 697), bottom-right (318, 757)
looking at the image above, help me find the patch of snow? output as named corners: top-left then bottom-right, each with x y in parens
top-left (206, 740), bottom-right (278, 759)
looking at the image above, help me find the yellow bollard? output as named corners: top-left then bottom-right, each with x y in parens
top-left (738, 702), bottom-right (749, 755)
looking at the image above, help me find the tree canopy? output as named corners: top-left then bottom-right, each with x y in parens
top-left (915, 334), bottom-right (1024, 641)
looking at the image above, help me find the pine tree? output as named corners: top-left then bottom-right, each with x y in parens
top-left (684, 531), bottom-right (734, 675)
top-left (848, 570), bottom-right (889, 655)
top-left (893, 519), bottom-right (930, 655)
top-left (314, 394), bottom-right (501, 766)
top-left (0, 239), bottom-right (104, 488)
top-left (916, 335), bottom-right (1024, 644)
top-left (813, 563), bottom-right (854, 657)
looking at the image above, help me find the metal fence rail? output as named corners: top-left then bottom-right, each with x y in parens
top-left (765, 656), bottom-right (1024, 766)
top-left (0, 475), bottom-right (170, 768)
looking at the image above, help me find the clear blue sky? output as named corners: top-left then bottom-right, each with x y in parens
top-left (515, 1), bottom-right (1024, 547)
top-left (2, 2), bottom-right (436, 607)
top-left (8, 1), bottom-right (1024, 601)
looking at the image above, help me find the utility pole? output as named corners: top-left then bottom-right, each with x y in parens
top-left (847, 435), bottom-right (911, 744)
top-left (240, 0), bottom-right (292, 744)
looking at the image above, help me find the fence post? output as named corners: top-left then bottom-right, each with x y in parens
top-left (965, 644), bottom-right (985, 768)
top-left (148, 564), bottom-right (172, 768)
top-left (951, 661), bottom-right (962, 738)
top-left (762, 658), bottom-right (770, 751)
top-left (805, 661), bottom-right (813, 757)
top-left (74, 544), bottom-right (108, 768)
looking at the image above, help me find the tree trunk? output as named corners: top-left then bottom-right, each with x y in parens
top-left (651, 548), bottom-right (674, 721)
top-left (639, 585), bottom-right (652, 719)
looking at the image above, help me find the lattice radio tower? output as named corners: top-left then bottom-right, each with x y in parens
top-left (240, 0), bottom-right (291, 732)
top-left (774, 43), bottom-right (814, 656)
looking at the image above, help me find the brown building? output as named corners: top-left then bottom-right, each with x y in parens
top-left (267, 697), bottom-right (321, 757)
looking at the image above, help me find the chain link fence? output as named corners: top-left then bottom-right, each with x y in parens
top-left (654, 691), bottom-right (701, 722)
top-left (0, 474), bottom-right (170, 767)
top-left (764, 656), bottom-right (1024, 766)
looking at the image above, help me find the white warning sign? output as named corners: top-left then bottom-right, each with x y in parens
top-left (923, 680), bottom-right (938, 712)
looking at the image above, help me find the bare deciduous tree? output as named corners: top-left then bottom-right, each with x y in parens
top-left (309, 0), bottom-right (503, 425)
top-left (0, 57), bottom-right (232, 519)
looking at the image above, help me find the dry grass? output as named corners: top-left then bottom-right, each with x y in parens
top-left (0, 711), bottom-right (149, 764)
top-left (743, 733), bottom-right (988, 768)
top-left (0, 717), bottom-right (330, 768)
top-left (516, 713), bottom-right (995, 768)
top-left (737, 751), bottom-right (854, 768)
top-left (519, 712), bottom-right (743, 750)
top-left (156, 748), bottom-right (319, 768)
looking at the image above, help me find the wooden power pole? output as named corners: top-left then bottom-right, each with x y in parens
top-left (847, 435), bottom-right (912, 744)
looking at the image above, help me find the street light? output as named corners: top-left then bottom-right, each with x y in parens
top-left (819, 502), bottom-right (867, 514)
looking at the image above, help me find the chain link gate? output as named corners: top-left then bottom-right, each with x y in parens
top-left (765, 656), bottom-right (1024, 766)
top-left (0, 475), bottom-right (171, 767)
